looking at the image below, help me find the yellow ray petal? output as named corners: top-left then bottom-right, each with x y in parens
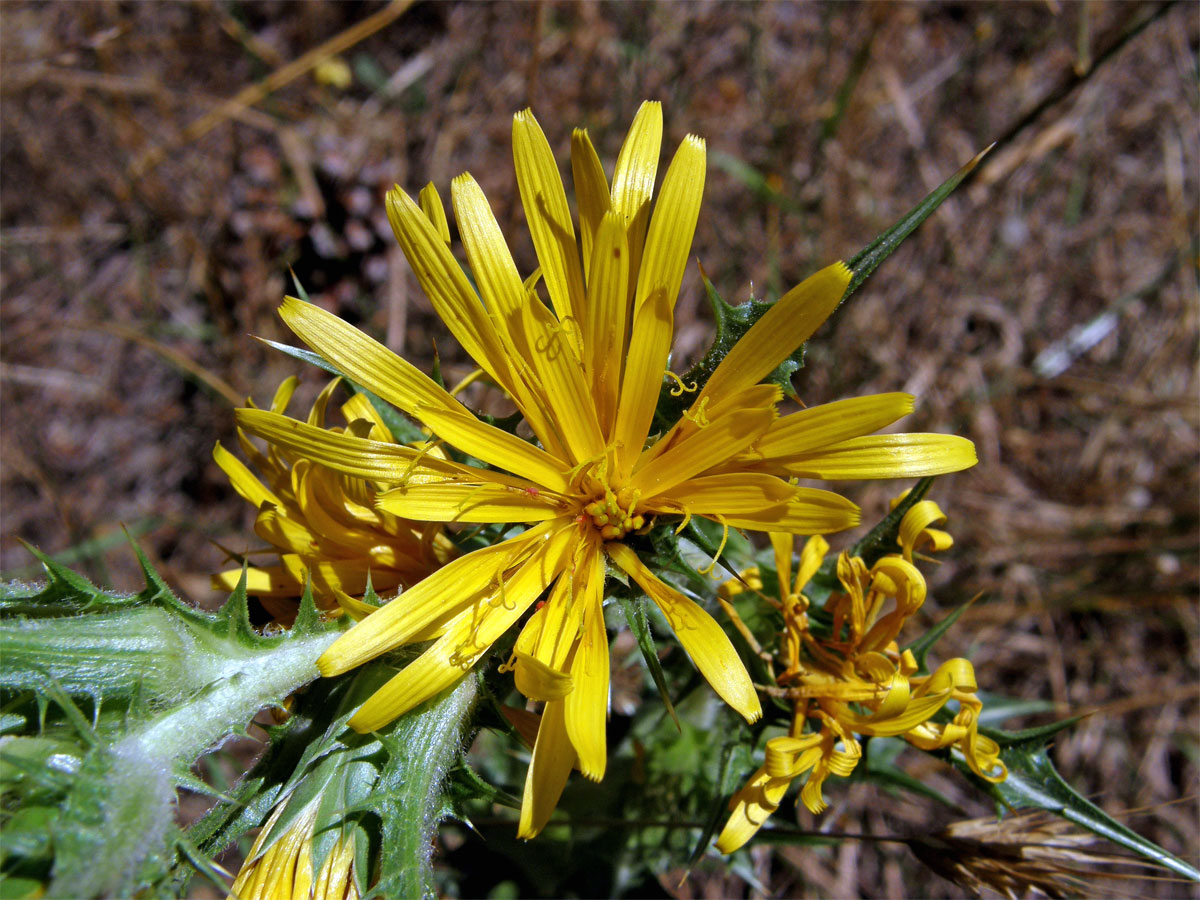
top-left (508, 289), bottom-right (605, 464)
top-left (278, 295), bottom-right (463, 419)
top-left (582, 211), bottom-right (630, 432)
top-left (417, 181), bottom-right (451, 245)
top-left (340, 391), bottom-right (391, 439)
top-left (795, 534), bottom-right (830, 595)
top-left (304, 465), bottom-right (417, 547)
top-left (630, 406), bottom-right (777, 498)
top-left (236, 409), bottom-right (544, 496)
top-left (253, 505), bottom-right (318, 556)
top-left (450, 173), bottom-right (526, 317)
top-left (377, 482), bottom-right (568, 524)
top-left (448, 174), bottom-right (571, 458)
top-left (751, 393), bottom-right (915, 458)
top-left (213, 442), bottom-right (281, 509)
top-left (268, 375), bottom-right (299, 414)
top-left (279, 556), bottom-right (416, 599)
top-left (512, 109), bottom-right (585, 326)
top-left (770, 532), bottom-right (793, 599)
top-left (767, 433), bottom-right (978, 480)
top-left (344, 610), bottom-right (487, 732)
top-left (318, 523), bottom-right (555, 676)
top-left (638, 383), bottom-right (782, 470)
top-left (518, 698), bottom-right (577, 839)
top-left (414, 404), bottom-right (570, 492)
top-left (607, 543), bottom-right (761, 723)
top-left (632, 132), bottom-right (703, 316)
top-left (610, 100), bottom-right (663, 296)
top-left (611, 287), bottom-right (673, 475)
top-left (697, 261), bottom-right (851, 410)
top-left (346, 527), bottom-right (576, 731)
top-left (570, 127), bottom-right (611, 284)
top-left (511, 649), bottom-right (574, 701)
top-left (653, 473), bottom-right (794, 516)
top-left (720, 488), bottom-right (860, 535)
top-left (516, 533), bottom-right (598, 670)
top-left (898, 499), bottom-right (952, 561)
top-left (385, 186), bottom-right (519, 394)
top-left (291, 464), bottom-right (373, 547)
top-left (305, 376), bottom-right (342, 428)
top-left (212, 565), bottom-right (294, 596)
top-left (715, 767), bottom-right (791, 854)
top-left (565, 566), bottom-right (609, 781)
top-left (836, 693), bottom-right (952, 737)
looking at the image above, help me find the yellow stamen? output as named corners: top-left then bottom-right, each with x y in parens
top-left (683, 395), bottom-right (711, 427)
top-left (448, 367), bottom-right (487, 397)
top-left (697, 515), bottom-right (730, 577)
top-left (664, 370), bottom-right (698, 397)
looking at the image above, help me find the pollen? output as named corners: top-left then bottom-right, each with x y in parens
top-left (583, 487), bottom-right (644, 540)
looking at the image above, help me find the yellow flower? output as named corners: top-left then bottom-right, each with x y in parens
top-left (237, 102), bottom-right (977, 837)
top-left (214, 375), bottom-right (454, 622)
top-left (228, 796), bottom-right (360, 900)
top-left (717, 711), bottom-right (861, 854)
top-left (717, 498), bottom-right (1002, 853)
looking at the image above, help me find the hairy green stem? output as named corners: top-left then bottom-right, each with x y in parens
top-left (374, 677), bottom-right (477, 900)
top-left (48, 630), bottom-right (337, 899)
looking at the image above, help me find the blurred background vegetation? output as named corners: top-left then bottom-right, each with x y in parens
top-left (1, 2), bottom-right (1195, 896)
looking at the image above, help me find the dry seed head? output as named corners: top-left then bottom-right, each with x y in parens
top-left (906, 811), bottom-right (1163, 899)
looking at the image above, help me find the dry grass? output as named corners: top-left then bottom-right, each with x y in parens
top-left (1, 2), bottom-right (1196, 896)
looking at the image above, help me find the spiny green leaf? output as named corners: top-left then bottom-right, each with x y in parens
top-left (687, 729), bottom-right (754, 872)
top-left (172, 833), bottom-right (235, 899)
top-left (169, 766), bottom-right (235, 804)
top-left (0, 737), bottom-right (82, 796)
top-left (975, 695), bottom-right (1062, 728)
top-left (843, 145), bottom-right (992, 301)
top-left (445, 759), bottom-right (522, 813)
top-left (1, 543), bottom-right (138, 616)
top-left (1, 608), bottom-right (186, 705)
top-left (289, 268), bottom-right (311, 303)
top-left (27, 672), bottom-right (96, 748)
top-left (50, 743), bottom-right (178, 899)
top-left (904, 593), bottom-right (976, 675)
top-left (617, 592), bottom-right (680, 731)
top-left (256, 337), bottom-right (342, 378)
top-left (1, 548), bottom-right (341, 899)
top-left (978, 714), bottom-right (1087, 750)
top-left (961, 742), bottom-right (1200, 883)
top-left (286, 574), bottom-right (329, 639)
top-left (370, 677), bottom-right (477, 900)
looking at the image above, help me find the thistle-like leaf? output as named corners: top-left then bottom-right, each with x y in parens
top-left (616, 591), bottom-right (680, 731)
top-left (1, 548), bottom-right (341, 899)
top-left (957, 740), bottom-right (1200, 883)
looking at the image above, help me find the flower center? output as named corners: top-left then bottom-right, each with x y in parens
top-left (583, 487), bottom-right (644, 541)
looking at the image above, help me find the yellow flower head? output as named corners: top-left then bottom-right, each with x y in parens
top-left (214, 375), bottom-right (454, 622)
top-left (228, 795), bottom-right (360, 900)
top-left (717, 498), bottom-right (1002, 854)
top-left (237, 102), bottom-right (977, 837)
